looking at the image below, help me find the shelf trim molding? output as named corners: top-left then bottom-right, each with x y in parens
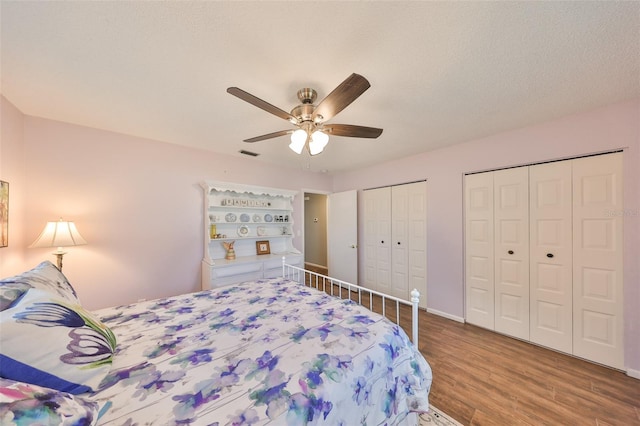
top-left (201, 180), bottom-right (299, 199)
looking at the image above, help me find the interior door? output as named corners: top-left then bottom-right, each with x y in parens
top-left (327, 190), bottom-right (358, 284)
top-left (406, 181), bottom-right (428, 309)
top-left (529, 161), bottom-right (573, 353)
top-left (572, 152), bottom-right (624, 369)
top-left (494, 167), bottom-right (530, 340)
top-left (391, 185), bottom-right (409, 298)
top-left (391, 183), bottom-right (428, 302)
top-left (363, 187), bottom-right (392, 293)
top-left (464, 172), bottom-right (495, 329)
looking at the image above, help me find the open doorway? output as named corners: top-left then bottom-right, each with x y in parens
top-left (303, 190), bottom-right (358, 283)
top-left (303, 192), bottom-right (328, 275)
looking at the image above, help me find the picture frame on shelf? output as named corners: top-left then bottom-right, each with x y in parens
top-left (256, 240), bottom-right (270, 255)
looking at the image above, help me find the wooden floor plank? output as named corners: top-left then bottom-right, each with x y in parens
top-left (415, 311), bottom-right (640, 425)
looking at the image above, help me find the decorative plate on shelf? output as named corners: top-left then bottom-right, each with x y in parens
top-left (240, 213), bottom-right (250, 222)
top-left (253, 214), bottom-right (262, 222)
top-left (264, 214), bottom-right (273, 223)
top-left (237, 225), bottom-right (250, 237)
top-left (225, 213), bottom-right (237, 222)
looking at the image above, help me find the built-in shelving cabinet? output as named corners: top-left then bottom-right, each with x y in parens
top-left (201, 181), bottom-right (303, 289)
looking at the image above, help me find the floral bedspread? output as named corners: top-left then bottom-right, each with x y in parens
top-left (91, 277), bottom-right (432, 425)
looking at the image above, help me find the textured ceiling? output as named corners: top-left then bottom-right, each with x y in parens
top-left (1, 1), bottom-right (639, 174)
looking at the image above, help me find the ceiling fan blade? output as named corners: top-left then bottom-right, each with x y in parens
top-left (323, 124), bottom-right (383, 139)
top-left (243, 129), bottom-right (293, 143)
top-left (312, 73), bottom-right (371, 122)
top-left (227, 87), bottom-right (297, 123)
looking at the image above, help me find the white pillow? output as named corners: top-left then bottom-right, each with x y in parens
top-left (0, 264), bottom-right (116, 394)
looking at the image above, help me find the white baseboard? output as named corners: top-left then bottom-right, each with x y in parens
top-left (627, 367), bottom-right (640, 380)
top-left (426, 308), bottom-right (465, 323)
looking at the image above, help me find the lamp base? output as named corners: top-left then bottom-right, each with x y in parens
top-left (52, 249), bottom-right (67, 271)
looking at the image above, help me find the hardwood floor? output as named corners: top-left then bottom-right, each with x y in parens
top-left (304, 263), bottom-right (328, 276)
top-left (416, 311), bottom-right (640, 425)
top-left (299, 267), bottom-right (640, 424)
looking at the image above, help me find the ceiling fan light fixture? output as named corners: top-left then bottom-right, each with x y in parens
top-left (289, 129), bottom-right (307, 154)
top-left (228, 74), bottom-right (382, 157)
top-left (309, 130), bottom-right (329, 155)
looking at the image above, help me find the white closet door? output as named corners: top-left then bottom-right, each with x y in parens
top-left (494, 167), bottom-right (530, 340)
top-left (572, 153), bottom-right (624, 369)
top-left (407, 181), bottom-right (428, 309)
top-left (389, 182), bottom-right (428, 303)
top-left (363, 187), bottom-right (392, 293)
top-left (465, 173), bottom-right (495, 329)
top-left (529, 161), bottom-right (573, 353)
top-left (391, 185), bottom-right (409, 299)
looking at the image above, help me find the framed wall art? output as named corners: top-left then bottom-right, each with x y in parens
top-left (0, 180), bottom-right (8, 248)
top-left (256, 240), bottom-right (270, 255)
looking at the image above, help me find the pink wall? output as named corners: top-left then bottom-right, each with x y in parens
top-left (333, 98), bottom-right (640, 375)
top-left (0, 98), bottom-right (332, 310)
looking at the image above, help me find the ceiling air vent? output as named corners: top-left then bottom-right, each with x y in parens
top-left (239, 149), bottom-right (259, 157)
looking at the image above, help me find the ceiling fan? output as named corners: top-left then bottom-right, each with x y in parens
top-left (227, 73), bottom-right (383, 156)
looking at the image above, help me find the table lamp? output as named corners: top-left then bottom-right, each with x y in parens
top-left (30, 218), bottom-right (87, 270)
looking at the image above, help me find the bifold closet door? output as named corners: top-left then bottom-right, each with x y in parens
top-left (529, 161), bottom-right (573, 353)
top-left (364, 182), bottom-right (427, 304)
top-left (572, 153), bottom-right (624, 369)
top-left (391, 184), bottom-right (409, 299)
top-left (465, 172), bottom-right (495, 329)
top-left (363, 187), bottom-right (392, 294)
top-left (465, 152), bottom-right (624, 369)
top-left (396, 181), bottom-right (427, 305)
top-left (493, 167), bottom-right (530, 340)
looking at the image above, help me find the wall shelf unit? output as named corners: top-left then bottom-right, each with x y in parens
top-left (201, 181), bottom-right (302, 289)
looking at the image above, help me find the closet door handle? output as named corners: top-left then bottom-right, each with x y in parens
top-left (381, 240), bottom-right (385, 244)
top-left (397, 241), bottom-right (401, 245)
top-left (508, 250), bottom-right (514, 255)
top-left (546, 253), bottom-right (554, 258)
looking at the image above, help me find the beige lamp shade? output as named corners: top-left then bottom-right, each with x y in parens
top-left (30, 219), bottom-right (87, 270)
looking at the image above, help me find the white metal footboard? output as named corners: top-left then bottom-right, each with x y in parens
top-left (282, 258), bottom-right (420, 347)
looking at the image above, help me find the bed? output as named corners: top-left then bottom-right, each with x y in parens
top-left (0, 261), bottom-right (432, 425)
